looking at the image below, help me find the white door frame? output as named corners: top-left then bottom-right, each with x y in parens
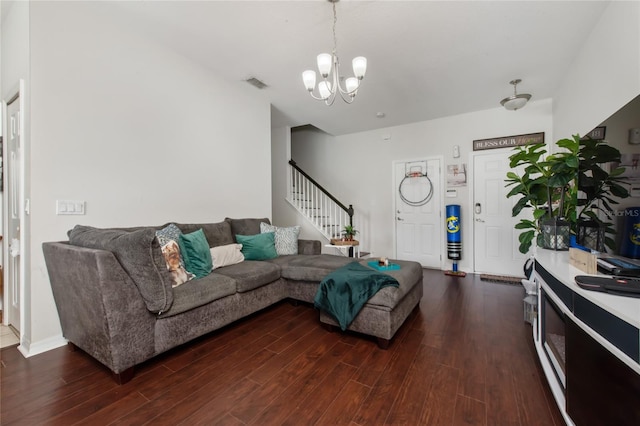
top-left (392, 155), bottom-right (445, 270)
top-left (2, 80), bottom-right (27, 353)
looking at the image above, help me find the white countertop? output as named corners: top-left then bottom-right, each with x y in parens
top-left (534, 248), bottom-right (640, 330)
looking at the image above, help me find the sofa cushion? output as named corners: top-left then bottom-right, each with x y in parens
top-left (214, 260), bottom-right (281, 292)
top-left (225, 217), bottom-right (270, 239)
top-left (236, 233), bottom-right (278, 260)
top-left (68, 225), bottom-right (174, 313)
top-left (260, 222), bottom-right (300, 255)
top-left (176, 221), bottom-right (234, 248)
top-left (210, 243), bottom-right (244, 269)
top-left (178, 229), bottom-right (213, 279)
top-left (274, 254), bottom-right (354, 281)
top-left (158, 273), bottom-right (237, 318)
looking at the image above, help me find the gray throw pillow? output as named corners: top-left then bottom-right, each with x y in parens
top-left (68, 225), bottom-right (174, 313)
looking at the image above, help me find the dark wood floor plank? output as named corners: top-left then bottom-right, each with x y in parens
top-left (230, 330), bottom-right (338, 423)
top-left (483, 287), bottom-right (522, 426)
top-left (247, 341), bottom-right (353, 425)
top-left (384, 344), bottom-right (439, 425)
top-left (137, 333), bottom-right (278, 402)
top-left (245, 324), bottom-right (327, 385)
top-left (0, 269), bottom-right (564, 426)
top-left (265, 308), bottom-right (320, 353)
top-left (352, 327), bottom-right (425, 425)
top-left (419, 363), bottom-right (461, 425)
top-left (509, 326), bottom-right (560, 426)
top-left (117, 341), bottom-right (278, 425)
top-left (12, 371), bottom-right (118, 425)
top-left (280, 361), bottom-right (358, 426)
top-left (180, 378), bottom-right (261, 425)
top-left (453, 394), bottom-right (487, 425)
top-left (45, 365), bottom-right (171, 425)
top-left (314, 379), bottom-right (371, 425)
top-left (349, 312), bottom-right (417, 388)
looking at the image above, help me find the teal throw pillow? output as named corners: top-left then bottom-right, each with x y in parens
top-left (178, 229), bottom-right (213, 279)
top-left (236, 232), bottom-right (278, 260)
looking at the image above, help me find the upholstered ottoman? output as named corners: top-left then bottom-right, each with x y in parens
top-left (319, 259), bottom-right (423, 348)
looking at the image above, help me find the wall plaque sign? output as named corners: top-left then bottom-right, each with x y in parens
top-left (473, 132), bottom-right (545, 151)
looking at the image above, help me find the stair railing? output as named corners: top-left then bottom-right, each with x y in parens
top-left (287, 160), bottom-right (354, 241)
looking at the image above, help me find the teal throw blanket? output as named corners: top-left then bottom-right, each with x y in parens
top-left (314, 261), bottom-right (399, 331)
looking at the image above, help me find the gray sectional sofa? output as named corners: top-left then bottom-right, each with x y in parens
top-left (42, 218), bottom-right (423, 384)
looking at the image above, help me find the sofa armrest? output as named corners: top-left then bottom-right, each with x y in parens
top-left (298, 239), bottom-right (321, 255)
top-left (42, 242), bottom-right (156, 374)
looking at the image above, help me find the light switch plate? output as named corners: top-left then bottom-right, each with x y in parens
top-left (56, 200), bottom-right (85, 215)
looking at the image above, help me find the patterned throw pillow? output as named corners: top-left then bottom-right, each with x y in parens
top-left (156, 224), bottom-right (194, 287)
top-left (156, 224), bottom-right (183, 250)
top-left (260, 223), bottom-right (300, 255)
top-left (160, 240), bottom-right (193, 287)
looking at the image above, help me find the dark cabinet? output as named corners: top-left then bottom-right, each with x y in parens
top-left (566, 317), bottom-right (640, 426)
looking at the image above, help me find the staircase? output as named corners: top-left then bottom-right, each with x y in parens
top-left (286, 160), bottom-right (353, 242)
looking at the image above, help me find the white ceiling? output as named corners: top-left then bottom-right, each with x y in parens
top-left (107, 0), bottom-right (610, 136)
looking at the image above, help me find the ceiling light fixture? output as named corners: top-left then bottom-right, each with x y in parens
top-left (302, 0), bottom-right (367, 105)
top-left (500, 79), bottom-right (531, 111)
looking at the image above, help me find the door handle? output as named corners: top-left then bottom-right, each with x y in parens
top-left (475, 218), bottom-right (485, 223)
top-left (397, 217), bottom-right (404, 221)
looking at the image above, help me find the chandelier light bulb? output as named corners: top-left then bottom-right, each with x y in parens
top-left (318, 81), bottom-right (332, 100)
top-left (345, 77), bottom-right (358, 95)
top-left (302, 70), bottom-right (317, 91)
top-left (352, 57), bottom-right (367, 79)
top-left (317, 54), bottom-right (333, 78)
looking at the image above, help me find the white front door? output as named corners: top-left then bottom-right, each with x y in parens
top-left (473, 150), bottom-right (529, 276)
top-left (394, 158), bottom-right (442, 268)
top-left (5, 94), bottom-right (22, 332)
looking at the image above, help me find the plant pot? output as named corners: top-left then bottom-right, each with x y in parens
top-left (577, 220), bottom-right (606, 252)
top-left (539, 218), bottom-right (571, 251)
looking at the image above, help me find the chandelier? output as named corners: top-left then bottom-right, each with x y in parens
top-left (302, 0), bottom-right (367, 105)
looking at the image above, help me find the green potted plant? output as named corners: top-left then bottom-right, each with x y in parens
top-left (505, 137), bottom-right (579, 253)
top-left (341, 225), bottom-right (359, 241)
top-left (576, 137), bottom-right (629, 251)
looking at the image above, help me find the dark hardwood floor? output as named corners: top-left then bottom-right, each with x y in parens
top-left (1, 269), bottom-right (564, 425)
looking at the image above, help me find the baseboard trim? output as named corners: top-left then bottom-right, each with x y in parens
top-left (18, 334), bottom-right (67, 358)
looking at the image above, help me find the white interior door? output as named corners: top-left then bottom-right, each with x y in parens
top-left (473, 150), bottom-right (529, 276)
top-left (5, 95), bottom-right (22, 332)
top-left (395, 158), bottom-right (442, 268)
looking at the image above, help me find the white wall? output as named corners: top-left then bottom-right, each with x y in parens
top-left (290, 99), bottom-right (553, 272)
top-left (21, 2), bottom-right (272, 354)
top-left (553, 0), bottom-right (640, 139)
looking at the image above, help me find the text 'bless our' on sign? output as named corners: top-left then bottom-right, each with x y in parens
top-left (472, 132), bottom-right (545, 151)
